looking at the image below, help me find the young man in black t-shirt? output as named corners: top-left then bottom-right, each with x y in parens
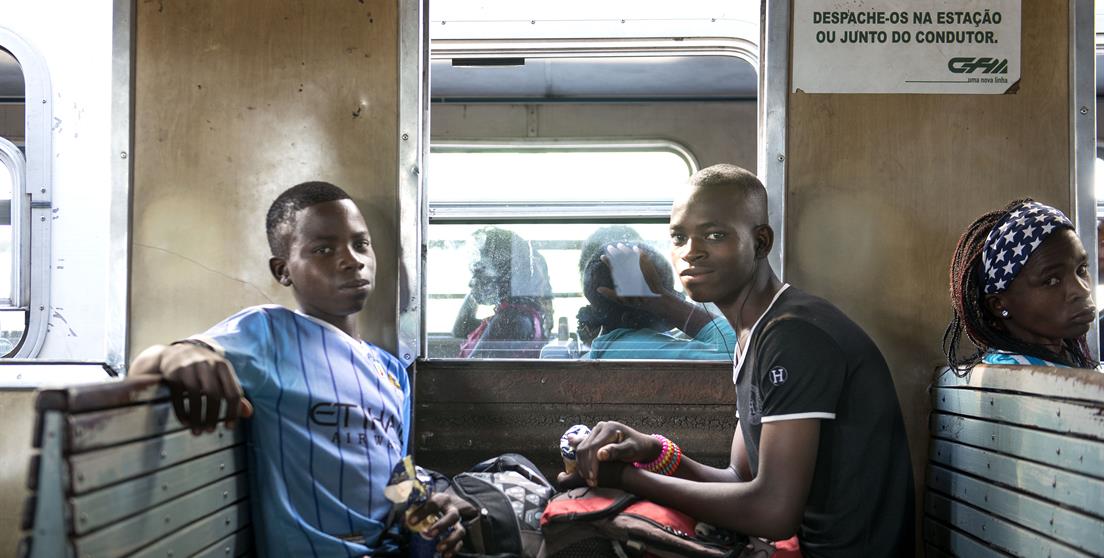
top-left (565, 164), bottom-right (915, 557)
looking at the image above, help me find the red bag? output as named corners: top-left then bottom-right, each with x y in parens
top-left (538, 487), bottom-right (764, 558)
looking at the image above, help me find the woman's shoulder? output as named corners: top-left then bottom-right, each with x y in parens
top-left (982, 349), bottom-right (1066, 368)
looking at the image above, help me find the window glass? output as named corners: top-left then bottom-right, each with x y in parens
top-left (426, 145), bottom-right (734, 361)
top-left (0, 160), bottom-right (11, 301)
top-left (430, 148), bottom-right (695, 203)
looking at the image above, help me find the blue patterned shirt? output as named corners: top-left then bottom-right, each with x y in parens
top-left (195, 305), bottom-right (410, 557)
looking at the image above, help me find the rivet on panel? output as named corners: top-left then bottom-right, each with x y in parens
top-left (401, 133), bottom-right (409, 141)
top-left (777, 154), bottom-right (785, 162)
top-left (120, 151), bottom-right (128, 159)
top-left (1080, 106), bottom-right (1089, 115)
top-left (223, 490), bottom-right (229, 499)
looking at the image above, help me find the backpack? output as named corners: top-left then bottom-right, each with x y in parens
top-left (538, 487), bottom-right (759, 558)
top-left (451, 453), bottom-right (554, 558)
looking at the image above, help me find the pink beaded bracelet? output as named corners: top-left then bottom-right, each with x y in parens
top-left (633, 434), bottom-right (682, 476)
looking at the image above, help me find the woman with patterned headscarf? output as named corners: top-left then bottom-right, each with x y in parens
top-left (944, 199), bottom-right (1098, 371)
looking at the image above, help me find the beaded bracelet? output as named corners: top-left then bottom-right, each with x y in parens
top-left (633, 434), bottom-right (682, 476)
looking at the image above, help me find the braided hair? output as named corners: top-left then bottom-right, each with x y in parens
top-left (943, 198), bottom-right (1096, 374)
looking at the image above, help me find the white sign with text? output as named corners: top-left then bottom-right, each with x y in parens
top-left (793, 1), bottom-right (1020, 94)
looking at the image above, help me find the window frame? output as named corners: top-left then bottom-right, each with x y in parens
top-left (402, 25), bottom-right (763, 364)
top-left (0, 28), bottom-right (53, 359)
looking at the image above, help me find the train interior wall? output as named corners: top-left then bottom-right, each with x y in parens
top-left (129, 0), bottom-right (401, 355)
top-left (785, 0), bottom-right (1073, 536)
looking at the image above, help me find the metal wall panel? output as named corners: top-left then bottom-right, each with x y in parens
top-left (414, 361), bottom-right (736, 477)
top-left (131, 0), bottom-right (401, 353)
top-left (783, 1), bottom-right (1073, 534)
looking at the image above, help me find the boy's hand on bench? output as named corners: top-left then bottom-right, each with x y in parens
top-left (130, 343), bottom-right (255, 434)
top-left (571, 421), bottom-right (661, 487)
top-left (407, 492), bottom-right (477, 558)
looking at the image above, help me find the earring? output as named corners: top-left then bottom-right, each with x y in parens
top-left (1000, 309), bottom-right (1010, 318)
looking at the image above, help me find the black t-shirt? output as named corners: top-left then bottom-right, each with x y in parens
top-left (734, 286), bottom-right (914, 558)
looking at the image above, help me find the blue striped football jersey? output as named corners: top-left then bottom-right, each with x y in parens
top-left (194, 305), bottom-right (410, 557)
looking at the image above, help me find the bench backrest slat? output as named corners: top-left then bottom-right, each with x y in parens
top-left (930, 413), bottom-right (1104, 479)
top-left (69, 423), bottom-right (243, 494)
top-left (74, 474), bottom-right (247, 558)
top-left (928, 464), bottom-right (1104, 554)
top-left (35, 376), bottom-right (167, 414)
top-left (929, 438), bottom-right (1104, 518)
top-left (70, 446), bottom-right (246, 535)
top-left (128, 501), bottom-right (251, 558)
top-left (934, 365), bottom-right (1104, 402)
top-left (933, 387), bottom-right (1104, 439)
top-left (192, 526), bottom-right (253, 558)
top-left (926, 492), bottom-right (1090, 558)
top-left (66, 400), bottom-right (184, 453)
top-left (923, 519), bottom-right (1013, 558)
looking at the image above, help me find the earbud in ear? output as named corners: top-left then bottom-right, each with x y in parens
top-left (280, 276), bottom-right (291, 286)
top-left (1000, 309), bottom-right (1010, 318)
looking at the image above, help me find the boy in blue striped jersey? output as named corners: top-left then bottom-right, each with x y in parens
top-left (130, 181), bottom-right (473, 557)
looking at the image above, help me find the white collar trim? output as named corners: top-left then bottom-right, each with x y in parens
top-left (732, 283), bottom-right (790, 384)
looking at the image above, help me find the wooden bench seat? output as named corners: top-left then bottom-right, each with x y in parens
top-left (925, 365), bottom-right (1104, 558)
top-left (18, 376), bottom-right (252, 558)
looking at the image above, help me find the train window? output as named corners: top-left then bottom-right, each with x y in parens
top-left (0, 47), bottom-right (28, 356)
top-left (426, 142), bottom-right (734, 361)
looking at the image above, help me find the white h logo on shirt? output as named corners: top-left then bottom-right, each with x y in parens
top-left (769, 366), bottom-right (788, 386)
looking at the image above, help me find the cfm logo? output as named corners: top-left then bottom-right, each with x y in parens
top-left (948, 57), bottom-right (1008, 74)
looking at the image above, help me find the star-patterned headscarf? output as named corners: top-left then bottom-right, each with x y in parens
top-left (979, 201), bottom-right (1074, 295)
